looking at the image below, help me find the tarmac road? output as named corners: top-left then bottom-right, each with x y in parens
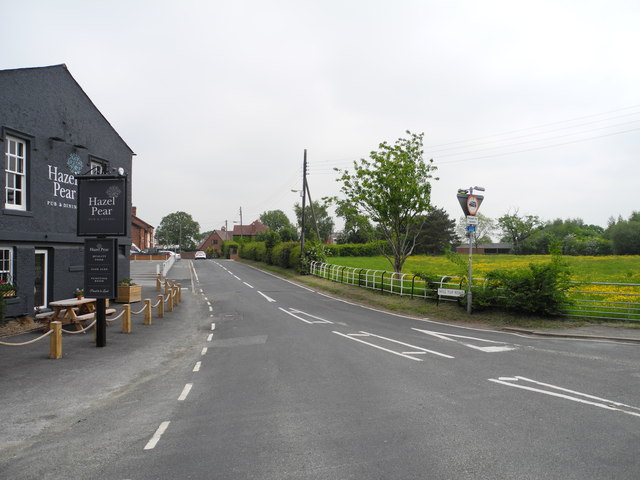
top-left (1, 259), bottom-right (639, 479)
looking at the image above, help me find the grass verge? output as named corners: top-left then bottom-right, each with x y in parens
top-left (236, 259), bottom-right (620, 330)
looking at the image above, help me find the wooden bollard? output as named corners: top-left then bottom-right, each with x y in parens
top-left (122, 304), bottom-right (131, 333)
top-left (177, 283), bottom-right (182, 304)
top-left (49, 321), bottom-right (62, 359)
top-left (172, 284), bottom-right (179, 306)
top-left (167, 288), bottom-right (174, 312)
top-left (157, 294), bottom-right (164, 318)
top-left (144, 298), bottom-right (152, 325)
top-left (156, 275), bottom-right (162, 292)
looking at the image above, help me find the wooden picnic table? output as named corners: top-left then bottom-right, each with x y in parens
top-left (38, 298), bottom-right (115, 331)
top-left (46, 297), bottom-right (97, 331)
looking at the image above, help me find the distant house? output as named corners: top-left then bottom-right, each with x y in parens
top-left (199, 228), bottom-right (234, 256)
top-left (231, 220), bottom-right (268, 241)
top-left (131, 206), bottom-right (154, 250)
top-left (456, 243), bottom-right (513, 254)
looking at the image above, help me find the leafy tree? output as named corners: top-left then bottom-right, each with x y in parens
top-left (414, 207), bottom-right (457, 254)
top-left (294, 200), bottom-right (335, 244)
top-left (256, 230), bottom-right (281, 249)
top-left (335, 201), bottom-right (375, 244)
top-left (259, 209), bottom-right (298, 242)
top-left (525, 218), bottom-right (610, 255)
top-left (456, 213), bottom-right (496, 249)
top-left (498, 210), bottom-right (542, 254)
top-left (333, 131), bottom-right (437, 272)
top-left (607, 212), bottom-right (640, 254)
top-left (155, 211), bottom-right (200, 251)
top-left (260, 210), bottom-right (292, 232)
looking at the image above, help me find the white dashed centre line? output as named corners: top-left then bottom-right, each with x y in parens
top-left (201, 347), bottom-right (208, 355)
top-left (144, 421), bottom-right (170, 450)
top-left (193, 361), bottom-right (201, 372)
top-left (207, 333), bottom-right (213, 342)
top-left (178, 384), bottom-right (192, 401)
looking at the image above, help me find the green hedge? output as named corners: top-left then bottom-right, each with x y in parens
top-left (325, 241), bottom-right (387, 257)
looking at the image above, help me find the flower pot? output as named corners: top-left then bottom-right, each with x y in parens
top-left (116, 285), bottom-right (142, 303)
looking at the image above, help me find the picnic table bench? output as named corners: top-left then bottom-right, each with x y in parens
top-left (36, 298), bottom-right (116, 331)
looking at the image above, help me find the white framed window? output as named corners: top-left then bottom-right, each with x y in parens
top-left (90, 159), bottom-right (106, 175)
top-left (5, 136), bottom-right (27, 210)
top-left (0, 247), bottom-right (13, 284)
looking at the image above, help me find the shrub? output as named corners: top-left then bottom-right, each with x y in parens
top-left (473, 256), bottom-right (572, 316)
top-left (271, 241), bottom-right (298, 269)
top-left (240, 241), bottom-right (267, 262)
top-left (222, 241), bottom-right (239, 259)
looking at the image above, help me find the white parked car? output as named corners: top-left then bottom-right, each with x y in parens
top-left (194, 251), bottom-right (206, 260)
top-left (159, 250), bottom-right (181, 260)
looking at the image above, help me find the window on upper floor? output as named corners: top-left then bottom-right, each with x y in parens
top-left (4, 136), bottom-right (27, 210)
top-left (90, 159), bottom-right (106, 175)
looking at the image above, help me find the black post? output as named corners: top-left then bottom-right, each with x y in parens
top-left (96, 298), bottom-right (107, 347)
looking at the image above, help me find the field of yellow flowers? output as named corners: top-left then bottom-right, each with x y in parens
top-left (325, 255), bottom-right (640, 320)
top-left (326, 254), bottom-right (640, 283)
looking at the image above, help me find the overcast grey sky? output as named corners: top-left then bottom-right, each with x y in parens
top-left (3, 0), bottom-right (639, 235)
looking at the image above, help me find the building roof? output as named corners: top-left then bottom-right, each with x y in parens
top-left (232, 220), bottom-right (268, 236)
top-left (132, 215), bottom-right (154, 230)
top-left (0, 64), bottom-right (135, 156)
top-left (198, 229), bottom-right (234, 249)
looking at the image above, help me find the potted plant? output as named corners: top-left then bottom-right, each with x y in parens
top-left (116, 278), bottom-right (142, 303)
top-left (1, 279), bottom-right (16, 297)
top-left (73, 287), bottom-right (84, 299)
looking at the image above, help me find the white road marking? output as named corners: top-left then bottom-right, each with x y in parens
top-left (204, 297), bottom-right (208, 302)
top-left (489, 376), bottom-right (640, 418)
top-left (233, 275), bottom-right (241, 281)
top-left (201, 347), bottom-right (208, 355)
top-left (208, 306), bottom-right (213, 312)
top-left (207, 333), bottom-right (213, 342)
top-left (258, 291), bottom-right (276, 303)
top-left (144, 421), bottom-right (170, 450)
top-left (178, 384), bottom-right (192, 401)
top-left (279, 307), bottom-right (333, 324)
top-left (243, 282), bottom-right (254, 289)
top-left (413, 328), bottom-right (517, 353)
top-left (362, 331), bottom-right (454, 359)
top-left (333, 331), bottom-right (424, 361)
top-left (290, 309), bottom-right (333, 323)
top-left (211, 323), bottom-right (216, 330)
top-left (193, 361), bottom-right (201, 372)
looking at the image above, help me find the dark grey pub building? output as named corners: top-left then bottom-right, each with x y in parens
top-left (1, 65), bottom-right (134, 320)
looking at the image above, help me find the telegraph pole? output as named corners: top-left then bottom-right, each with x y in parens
top-left (301, 149), bottom-right (307, 255)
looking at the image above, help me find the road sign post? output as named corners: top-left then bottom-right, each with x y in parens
top-left (457, 186), bottom-right (485, 314)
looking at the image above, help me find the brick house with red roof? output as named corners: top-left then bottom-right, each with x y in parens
top-left (131, 206), bottom-right (154, 250)
top-left (199, 228), bottom-right (234, 256)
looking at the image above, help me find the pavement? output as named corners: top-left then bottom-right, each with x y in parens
top-left (0, 259), bottom-right (199, 454)
top-left (1, 259), bottom-right (638, 456)
top-left (502, 324), bottom-right (640, 343)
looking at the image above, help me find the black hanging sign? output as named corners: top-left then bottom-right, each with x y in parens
top-left (84, 238), bottom-right (118, 299)
top-left (77, 175), bottom-right (128, 237)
